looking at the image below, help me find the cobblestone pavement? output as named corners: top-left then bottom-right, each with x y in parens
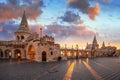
top-left (0, 57), bottom-right (120, 80)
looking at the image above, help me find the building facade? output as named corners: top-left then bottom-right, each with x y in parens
top-left (0, 11), bottom-right (61, 62)
top-left (61, 36), bottom-right (120, 58)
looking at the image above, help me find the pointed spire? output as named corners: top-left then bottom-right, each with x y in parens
top-left (16, 11), bottom-right (30, 33)
top-left (102, 41), bottom-right (105, 48)
top-left (93, 35), bottom-right (98, 45)
top-left (20, 10), bottom-right (28, 27)
top-left (92, 35), bottom-right (99, 49)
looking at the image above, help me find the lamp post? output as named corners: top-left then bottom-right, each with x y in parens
top-left (76, 44), bottom-right (79, 58)
top-left (65, 44), bottom-right (67, 58)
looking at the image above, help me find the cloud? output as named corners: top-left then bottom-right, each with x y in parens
top-left (88, 3), bottom-right (99, 20)
top-left (79, 20), bottom-right (85, 24)
top-left (45, 24), bottom-right (98, 38)
top-left (0, 0), bottom-right (45, 40)
top-left (67, 0), bottom-right (100, 20)
top-left (103, 0), bottom-right (112, 2)
top-left (0, 21), bottom-right (19, 40)
top-left (59, 11), bottom-right (80, 24)
top-left (30, 23), bottom-right (42, 34)
top-left (0, 26), bottom-right (3, 32)
top-left (67, 0), bottom-right (89, 13)
top-left (0, 0), bottom-right (44, 22)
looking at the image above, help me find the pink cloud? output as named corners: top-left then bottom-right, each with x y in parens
top-left (0, 26), bottom-right (3, 32)
top-left (45, 24), bottom-right (98, 38)
top-left (79, 20), bottom-right (85, 24)
top-left (88, 3), bottom-right (100, 20)
top-left (35, 24), bottom-right (42, 34)
top-left (67, 0), bottom-right (100, 20)
top-left (0, 1), bottom-right (44, 22)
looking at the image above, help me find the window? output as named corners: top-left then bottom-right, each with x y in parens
top-left (51, 51), bottom-right (53, 55)
top-left (21, 36), bottom-right (24, 40)
top-left (17, 36), bottom-right (20, 40)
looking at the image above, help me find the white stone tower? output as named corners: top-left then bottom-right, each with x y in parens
top-left (14, 11), bottom-right (31, 42)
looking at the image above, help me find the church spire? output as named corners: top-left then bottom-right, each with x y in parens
top-left (16, 11), bottom-right (30, 33)
top-left (92, 35), bottom-right (99, 49)
top-left (101, 41), bottom-right (105, 48)
top-left (93, 35), bottom-right (98, 45)
top-left (20, 10), bottom-right (28, 27)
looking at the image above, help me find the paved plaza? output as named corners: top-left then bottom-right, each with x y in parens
top-left (0, 57), bottom-right (120, 80)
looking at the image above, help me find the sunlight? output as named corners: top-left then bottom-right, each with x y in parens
top-left (83, 61), bottom-right (103, 80)
top-left (64, 61), bottom-right (76, 80)
top-left (86, 58), bottom-right (89, 63)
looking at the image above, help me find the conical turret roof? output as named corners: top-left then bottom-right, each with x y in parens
top-left (16, 11), bottom-right (31, 33)
top-left (102, 41), bottom-right (105, 48)
top-left (92, 35), bottom-right (98, 45)
top-left (91, 35), bottom-right (99, 49)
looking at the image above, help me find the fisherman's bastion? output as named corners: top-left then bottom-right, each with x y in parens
top-left (0, 11), bottom-right (120, 62)
top-left (0, 11), bottom-right (61, 62)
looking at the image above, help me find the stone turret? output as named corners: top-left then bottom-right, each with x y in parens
top-left (101, 41), bottom-right (105, 49)
top-left (14, 11), bottom-right (31, 41)
top-left (92, 35), bottom-right (99, 49)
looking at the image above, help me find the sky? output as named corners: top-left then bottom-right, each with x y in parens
top-left (0, 0), bottom-right (120, 49)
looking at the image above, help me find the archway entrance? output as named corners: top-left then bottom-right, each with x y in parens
top-left (4, 49), bottom-right (11, 58)
top-left (28, 45), bottom-right (35, 60)
top-left (14, 49), bottom-right (21, 59)
top-left (42, 51), bottom-right (46, 61)
top-left (0, 49), bottom-right (3, 58)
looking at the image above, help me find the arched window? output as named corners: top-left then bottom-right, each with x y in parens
top-left (28, 45), bottom-right (35, 60)
top-left (17, 36), bottom-right (20, 40)
top-left (51, 51), bottom-right (53, 55)
top-left (4, 49), bottom-right (11, 58)
top-left (21, 35), bottom-right (24, 40)
top-left (14, 49), bottom-right (21, 59)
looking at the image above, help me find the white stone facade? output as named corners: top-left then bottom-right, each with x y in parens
top-left (0, 11), bottom-right (61, 62)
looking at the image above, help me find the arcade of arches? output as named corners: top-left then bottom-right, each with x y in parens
top-left (0, 49), bottom-right (11, 58)
top-left (4, 49), bottom-right (11, 58)
top-left (0, 49), bottom-right (22, 59)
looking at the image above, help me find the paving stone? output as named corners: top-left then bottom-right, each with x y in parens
top-left (0, 57), bottom-right (120, 80)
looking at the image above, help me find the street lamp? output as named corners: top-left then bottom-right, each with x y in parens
top-left (76, 44), bottom-right (79, 58)
top-left (9, 52), bottom-right (12, 59)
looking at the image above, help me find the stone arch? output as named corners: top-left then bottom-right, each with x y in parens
top-left (28, 45), bottom-right (35, 60)
top-left (14, 49), bottom-right (21, 59)
top-left (21, 35), bottom-right (24, 40)
top-left (0, 49), bottom-right (3, 58)
top-left (4, 49), bottom-right (11, 58)
top-left (42, 51), bottom-right (47, 61)
top-left (17, 35), bottom-right (20, 40)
